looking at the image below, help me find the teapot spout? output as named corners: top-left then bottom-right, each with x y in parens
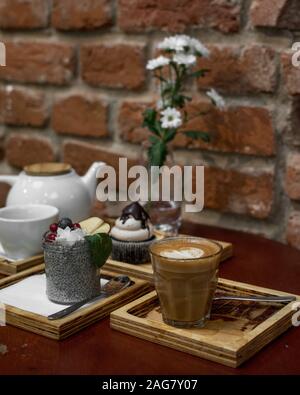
top-left (81, 162), bottom-right (105, 200)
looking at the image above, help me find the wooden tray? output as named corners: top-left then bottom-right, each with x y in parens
top-left (0, 254), bottom-right (44, 275)
top-left (0, 264), bottom-right (152, 340)
top-left (0, 237), bottom-right (232, 278)
top-left (111, 279), bottom-right (300, 367)
top-left (104, 239), bottom-right (233, 283)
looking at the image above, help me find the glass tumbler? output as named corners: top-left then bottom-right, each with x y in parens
top-left (150, 236), bottom-right (222, 328)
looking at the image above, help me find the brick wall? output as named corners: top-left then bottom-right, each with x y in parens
top-left (0, 0), bottom-right (300, 248)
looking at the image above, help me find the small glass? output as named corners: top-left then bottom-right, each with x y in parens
top-left (145, 201), bottom-right (182, 236)
top-left (139, 143), bottom-right (183, 236)
top-left (150, 236), bottom-right (222, 328)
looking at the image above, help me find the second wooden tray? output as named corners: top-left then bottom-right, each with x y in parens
top-left (0, 254), bottom-right (44, 275)
top-left (0, 264), bottom-right (152, 340)
top-left (104, 239), bottom-right (233, 283)
top-left (111, 279), bottom-right (299, 367)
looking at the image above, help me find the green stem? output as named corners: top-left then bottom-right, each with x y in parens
top-left (159, 69), bottom-right (165, 108)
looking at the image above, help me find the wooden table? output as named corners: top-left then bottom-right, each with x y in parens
top-left (0, 221), bottom-right (300, 375)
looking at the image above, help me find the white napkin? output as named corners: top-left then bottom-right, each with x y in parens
top-left (0, 274), bottom-right (108, 317)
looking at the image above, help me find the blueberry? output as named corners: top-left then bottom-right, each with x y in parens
top-left (58, 217), bottom-right (73, 229)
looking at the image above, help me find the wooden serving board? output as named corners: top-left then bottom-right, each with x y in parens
top-left (0, 254), bottom-right (44, 276)
top-left (0, 237), bottom-right (232, 278)
top-left (0, 264), bottom-right (152, 340)
top-left (104, 239), bottom-right (233, 284)
top-left (111, 279), bottom-right (300, 367)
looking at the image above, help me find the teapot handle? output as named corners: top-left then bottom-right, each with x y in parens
top-left (0, 175), bottom-right (18, 186)
top-left (81, 162), bottom-right (106, 200)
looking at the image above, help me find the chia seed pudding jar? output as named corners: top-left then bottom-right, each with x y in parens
top-left (43, 239), bottom-right (101, 304)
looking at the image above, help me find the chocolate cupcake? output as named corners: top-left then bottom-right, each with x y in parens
top-left (110, 202), bottom-right (155, 264)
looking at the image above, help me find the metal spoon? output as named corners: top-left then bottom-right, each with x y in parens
top-left (47, 275), bottom-right (131, 321)
top-left (213, 295), bottom-right (296, 303)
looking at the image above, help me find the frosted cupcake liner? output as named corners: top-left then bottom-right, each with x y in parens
top-left (111, 236), bottom-right (155, 265)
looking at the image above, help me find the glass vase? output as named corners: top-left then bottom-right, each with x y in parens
top-left (140, 143), bottom-right (182, 236)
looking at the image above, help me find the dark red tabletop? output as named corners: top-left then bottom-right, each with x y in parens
top-left (0, 221), bottom-right (300, 375)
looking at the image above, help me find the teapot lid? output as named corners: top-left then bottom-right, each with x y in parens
top-left (24, 162), bottom-right (72, 176)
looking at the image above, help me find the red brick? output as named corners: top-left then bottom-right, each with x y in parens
top-left (251, 0), bottom-right (300, 30)
top-left (180, 101), bottom-right (275, 156)
top-left (0, 41), bottom-right (75, 85)
top-left (118, 101), bottom-right (150, 144)
top-left (81, 43), bottom-right (145, 90)
top-left (0, 182), bottom-right (11, 207)
top-left (0, 86), bottom-right (48, 127)
top-left (118, 100), bottom-right (276, 156)
top-left (6, 134), bottom-right (55, 168)
top-left (203, 167), bottom-right (274, 219)
top-left (52, 94), bottom-right (108, 138)
top-left (0, 0), bottom-right (49, 29)
top-left (285, 152), bottom-right (300, 200)
top-left (286, 211), bottom-right (300, 249)
top-left (52, 0), bottom-right (112, 30)
top-left (63, 140), bottom-right (137, 176)
top-left (118, 0), bottom-right (240, 34)
top-left (281, 51), bottom-right (300, 95)
top-left (197, 45), bottom-right (277, 94)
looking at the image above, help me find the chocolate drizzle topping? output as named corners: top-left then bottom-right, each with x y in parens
top-left (120, 202), bottom-right (150, 230)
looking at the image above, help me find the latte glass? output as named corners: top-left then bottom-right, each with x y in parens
top-left (150, 236), bottom-right (222, 328)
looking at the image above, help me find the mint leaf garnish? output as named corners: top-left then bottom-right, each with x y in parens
top-left (85, 233), bottom-right (112, 268)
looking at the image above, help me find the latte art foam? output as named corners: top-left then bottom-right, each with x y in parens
top-left (160, 247), bottom-right (204, 259)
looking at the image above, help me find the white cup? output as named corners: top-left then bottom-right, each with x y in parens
top-left (0, 204), bottom-right (59, 260)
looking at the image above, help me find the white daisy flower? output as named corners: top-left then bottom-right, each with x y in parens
top-left (189, 38), bottom-right (210, 58)
top-left (146, 56), bottom-right (170, 70)
top-left (158, 35), bottom-right (190, 52)
top-left (160, 107), bottom-right (182, 129)
top-left (173, 53), bottom-right (197, 67)
top-left (158, 35), bottom-right (210, 58)
top-left (206, 89), bottom-right (226, 110)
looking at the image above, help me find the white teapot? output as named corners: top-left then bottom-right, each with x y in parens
top-left (0, 162), bottom-right (105, 222)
